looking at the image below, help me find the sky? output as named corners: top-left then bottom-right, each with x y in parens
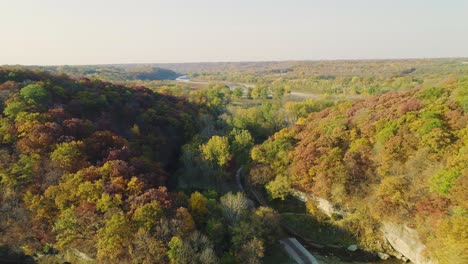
top-left (0, 0), bottom-right (467, 65)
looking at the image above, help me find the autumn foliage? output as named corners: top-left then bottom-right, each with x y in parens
top-left (252, 77), bottom-right (468, 263)
top-left (0, 68), bottom-right (202, 262)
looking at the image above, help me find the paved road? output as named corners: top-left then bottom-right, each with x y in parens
top-left (178, 74), bottom-right (322, 263)
top-left (280, 238), bottom-right (319, 264)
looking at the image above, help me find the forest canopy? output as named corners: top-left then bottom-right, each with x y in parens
top-left (251, 76), bottom-right (468, 263)
top-left (0, 68), bottom-right (202, 262)
top-left (0, 60), bottom-right (467, 264)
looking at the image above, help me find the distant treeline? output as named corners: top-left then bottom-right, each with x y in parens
top-left (15, 65), bottom-right (181, 82)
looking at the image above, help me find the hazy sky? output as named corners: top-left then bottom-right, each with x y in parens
top-left (1, 0), bottom-right (467, 65)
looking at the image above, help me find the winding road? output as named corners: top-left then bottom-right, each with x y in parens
top-left (179, 75), bottom-right (321, 263)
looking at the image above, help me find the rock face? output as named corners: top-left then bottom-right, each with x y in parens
top-left (292, 190), bottom-right (438, 264)
top-left (315, 196), bottom-right (346, 217)
top-left (347, 244), bottom-right (358, 251)
top-left (378, 252), bottom-right (390, 260)
top-left (291, 190), bottom-right (346, 217)
top-left (382, 222), bottom-right (436, 264)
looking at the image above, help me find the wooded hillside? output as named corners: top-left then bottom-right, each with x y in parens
top-left (0, 68), bottom-right (200, 261)
top-left (251, 76), bottom-right (468, 263)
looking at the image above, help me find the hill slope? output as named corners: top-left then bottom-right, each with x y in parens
top-left (0, 68), bottom-right (200, 260)
top-left (251, 76), bottom-right (468, 263)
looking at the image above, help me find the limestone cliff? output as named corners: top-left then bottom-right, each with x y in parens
top-left (292, 190), bottom-right (437, 264)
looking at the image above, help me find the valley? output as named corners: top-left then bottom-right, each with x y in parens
top-left (0, 59), bottom-right (466, 264)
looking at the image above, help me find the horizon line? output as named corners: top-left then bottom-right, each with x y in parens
top-left (2, 56), bottom-right (467, 67)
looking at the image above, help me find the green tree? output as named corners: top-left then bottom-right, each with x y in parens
top-left (50, 141), bottom-right (88, 172)
top-left (259, 86), bottom-right (269, 99)
top-left (430, 169), bottom-right (461, 196)
top-left (168, 236), bottom-right (190, 264)
top-left (1, 153), bottom-right (40, 188)
top-left (200, 135), bottom-right (231, 167)
top-left (3, 100), bottom-right (27, 119)
top-left (97, 211), bottom-right (132, 261)
top-left (132, 201), bottom-right (164, 231)
top-left (251, 87), bottom-right (260, 99)
top-left (96, 193), bottom-right (122, 213)
top-left (230, 129), bottom-right (254, 164)
top-left (246, 87), bottom-right (253, 99)
top-left (233, 87), bottom-right (243, 98)
top-left (206, 218), bottom-right (228, 252)
top-left (188, 192), bottom-right (208, 224)
top-left (272, 86), bottom-right (285, 99)
top-left (251, 85), bottom-right (268, 100)
top-left (53, 207), bottom-right (88, 250)
top-left (0, 117), bottom-right (16, 144)
top-left (20, 84), bottom-right (50, 106)
top-left (53, 206), bottom-right (100, 254)
top-left (284, 84), bottom-right (292, 94)
top-left (266, 174), bottom-right (291, 200)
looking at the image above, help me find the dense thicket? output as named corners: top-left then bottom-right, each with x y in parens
top-left (251, 76), bottom-right (468, 263)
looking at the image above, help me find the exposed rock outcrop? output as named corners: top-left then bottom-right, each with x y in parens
top-left (347, 244), bottom-right (358, 251)
top-left (292, 190), bottom-right (437, 264)
top-left (291, 190), bottom-right (346, 217)
top-left (382, 222), bottom-right (435, 264)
